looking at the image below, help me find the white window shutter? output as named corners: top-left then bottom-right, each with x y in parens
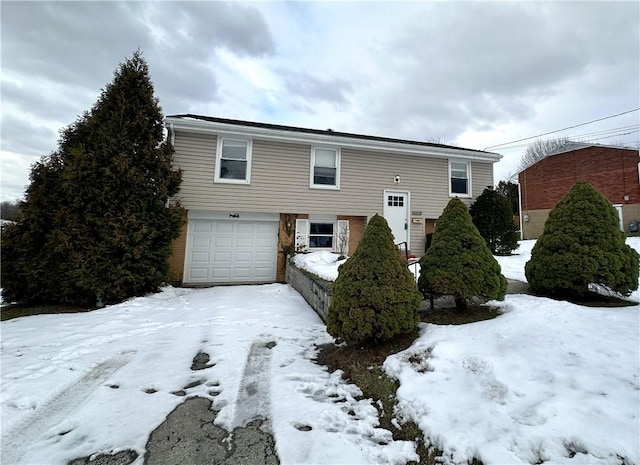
top-left (335, 220), bottom-right (350, 255)
top-left (295, 219), bottom-right (309, 252)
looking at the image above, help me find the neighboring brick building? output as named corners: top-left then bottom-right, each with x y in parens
top-left (518, 142), bottom-right (640, 239)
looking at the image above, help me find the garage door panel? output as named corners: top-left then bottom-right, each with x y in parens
top-left (193, 221), bottom-right (213, 233)
top-left (213, 251), bottom-right (232, 262)
top-left (192, 236), bottom-right (211, 247)
top-left (189, 268), bottom-right (210, 280)
top-left (215, 222), bottom-right (235, 233)
top-left (233, 267), bottom-right (252, 279)
top-left (184, 219), bottom-right (277, 284)
top-left (236, 237), bottom-right (255, 248)
top-left (255, 223), bottom-right (275, 234)
top-left (214, 237), bottom-right (233, 248)
top-left (212, 268), bottom-right (231, 280)
top-left (255, 251), bottom-right (274, 263)
top-left (235, 251), bottom-right (253, 263)
top-left (237, 223), bottom-right (256, 234)
top-left (256, 236), bottom-right (276, 247)
top-left (253, 267), bottom-right (274, 279)
top-left (190, 251), bottom-right (210, 263)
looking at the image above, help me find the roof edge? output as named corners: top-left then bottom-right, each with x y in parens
top-left (166, 114), bottom-right (502, 162)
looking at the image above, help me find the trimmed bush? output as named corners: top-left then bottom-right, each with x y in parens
top-left (418, 198), bottom-right (507, 310)
top-left (470, 187), bottom-right (519, 255)
top-left (327, 214), bottom-right (421, 344)
top-left (525, 181), bottom-right (639, 298)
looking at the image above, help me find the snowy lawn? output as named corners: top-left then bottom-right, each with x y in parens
top-left (2, 238), bottom-right (639, 465)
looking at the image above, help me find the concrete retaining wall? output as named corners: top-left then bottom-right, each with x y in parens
top-left (285, 257), bottom-right (332, 323)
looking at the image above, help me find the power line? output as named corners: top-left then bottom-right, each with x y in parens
top-left (484, 107), bottom-right (640, 150)
top-left (490, 126), bottom-right (640, 152)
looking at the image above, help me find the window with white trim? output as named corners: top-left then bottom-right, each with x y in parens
top-left (449, 160), bottom-right (471, 196)
top-left (215, 137), bottom-right (252, 184)
top-left (295, 218), bottom-right (350, 254)
top-left (310, 147), bottom-right (340, 189)
top-left (309, 222), bottom-right (334, 249)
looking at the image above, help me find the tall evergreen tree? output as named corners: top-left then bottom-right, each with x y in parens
top-left (327, 214), bottom-right (421, 344)
top-left (496, 180), bottom-right (519, 216)
top-left (525, 181), bottom-right (639, 298)
top-left (418, 198), bottom-right (507, 310)
top-left (1, 51), bottom-right (182, 305)
top-left (470, 187), bottom-right (520, 255)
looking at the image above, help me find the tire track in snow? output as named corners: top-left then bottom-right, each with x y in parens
top-left (1, 351), bottom-right (134, 465)
top-left (232, 339), bottom-right (275, 428)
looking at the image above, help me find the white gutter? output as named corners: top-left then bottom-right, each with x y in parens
top-left (165, 116), bottom-right (502, 163)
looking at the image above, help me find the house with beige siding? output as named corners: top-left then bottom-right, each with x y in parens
top-left (165, 115), bottom-right (501, 285)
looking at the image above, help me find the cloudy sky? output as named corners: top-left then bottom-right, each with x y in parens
top-left (1, 1), bottom-right (639, 202)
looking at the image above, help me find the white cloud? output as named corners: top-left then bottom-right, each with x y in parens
top-left (0, 1), bottom-right (638, 201)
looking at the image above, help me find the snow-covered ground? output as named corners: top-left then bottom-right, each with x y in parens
top-left (2, 239), bottom-right (639, 465)
top-left (293, 250), bottom-right (347, 281)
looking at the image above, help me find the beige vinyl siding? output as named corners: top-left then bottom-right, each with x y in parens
top-left (173, 131), bottom-right (494, 254)
top-left (470, 161), bottom-right (493, 200)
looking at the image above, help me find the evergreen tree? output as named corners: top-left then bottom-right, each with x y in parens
top-left (525, 181), bottom-right (639, 298)
top-left (1, 51), bottom-right (182, 305)
top-left (327, 214), bottom-right (421, 344)
top-left (496, 180), bottom-right (519, 216)
top-left (470, 187), bottom-right (520, 255)
top-left (0, 199), bottom-right (21, 220)
top-left (418, 198), bottom-right (507, 310)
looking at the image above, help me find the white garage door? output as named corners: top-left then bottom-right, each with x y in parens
top-left (184, 219), bottom-right (278, 284)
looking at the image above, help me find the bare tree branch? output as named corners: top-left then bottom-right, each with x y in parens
top-left (519, 137), bottom-right (569, 170)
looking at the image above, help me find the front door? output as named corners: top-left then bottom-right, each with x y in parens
top-left (383, 191), bottom-right (409, 246)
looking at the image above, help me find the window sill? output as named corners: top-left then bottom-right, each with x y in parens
top-left (310, 184), bottom-right (340, 190)
top-left (449, 192), bottom-right (472, 198)
top-left (214, 178), bottom-right (251, 185)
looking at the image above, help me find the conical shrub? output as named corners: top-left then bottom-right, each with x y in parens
top-left (418, 198), bottom-right (507, 310)
top-left (525, 181), bottom-right (639, 298)
top-left (327, 214), bottom-right (421, 344)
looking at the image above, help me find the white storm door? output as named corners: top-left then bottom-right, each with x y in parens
top-left (383, 191), bottom-right (409, 246)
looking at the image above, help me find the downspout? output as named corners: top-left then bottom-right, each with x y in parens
top-left (517, 180), bottom-right (524, 240)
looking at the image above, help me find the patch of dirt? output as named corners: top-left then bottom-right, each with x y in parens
top-left (315, 311), bottom-right (492, 465)
top-left (191, 352), bottom-right (215, 370)
top-left (420, 305), bottom-right (502, 325)
top-left (315, 331), bottom-right (436, 464)
top-left (315, 330), bottom-right (418, 379)
top-left (1, 304), bottom-right (94, 321)
top-left (68, 450), bottom-right (138, 465)
top-left (561, 293), bottom-right (638, 308)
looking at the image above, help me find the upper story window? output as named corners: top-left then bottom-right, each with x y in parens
top-left (310, 147), bottom-right (340, 189)
top-left (449, 160), bottom-right (471, 197)
top-left (215, 137), bottom-right (252, 184)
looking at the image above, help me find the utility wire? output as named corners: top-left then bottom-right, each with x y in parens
top-left (484, 107), bottom-right (640, 150)
top-left (490, 126), bottom-right (640, 152)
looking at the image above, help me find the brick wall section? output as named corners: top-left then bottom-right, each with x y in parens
top-left (337, 215), bottom-right (366, 256)
top-left (168, 211), bottom-right (188, 284)
top-left (519, 146), bottom-right (640, 210)
top-left (277, 213), bottom-right (305, 282)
